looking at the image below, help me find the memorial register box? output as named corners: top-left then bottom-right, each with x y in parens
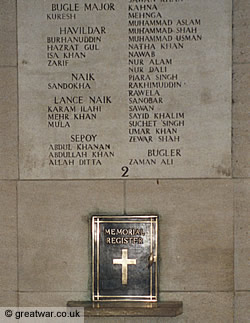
top-left (17, 0), bottom-right (232, 179)
top-left (67, 214), bottom-right (183, 317)
top-left (67, 215), bottom-right (184, 316)
top-left (92, 215), bottom-right (158, 302)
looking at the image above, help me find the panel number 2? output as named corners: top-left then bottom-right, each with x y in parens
top-left (121, 166), bottom-right (129, 177)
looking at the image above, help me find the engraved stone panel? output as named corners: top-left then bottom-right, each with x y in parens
top-left (18, 0), bottom-right (232, 179)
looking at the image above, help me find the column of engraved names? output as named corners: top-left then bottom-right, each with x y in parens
top-left (45, 2), bottom-right (116, 168)
top-left (127, 0), bottom-right (202, 168)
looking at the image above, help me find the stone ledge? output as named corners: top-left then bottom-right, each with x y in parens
top-left (67, 301), bottom-right (183, 317)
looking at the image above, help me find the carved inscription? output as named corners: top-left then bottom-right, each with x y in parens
top-left (18, 0), bottom-right (231, 179)
top-left (105, 227), bottom-right (145, 244)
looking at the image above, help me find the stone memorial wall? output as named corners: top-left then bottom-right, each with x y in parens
top-left (0, 0), bottom-right (249, 322)
top-left (18, 0), bottom-right (231, 179)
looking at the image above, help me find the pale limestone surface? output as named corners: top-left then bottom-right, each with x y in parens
top-left (18, 181), bottom-right (124, 292)
top-left (19, 292), bottom-right (89, 307)
top-left (124, 292), bottom-right (233, 323)
top-left (85, 318), bottom-right (124, 323)
top-left (126, 180), bottom-right (234, 291)
top-left (125, 318), bottom-right (155, 323)
top-left (0, 181), bottom-right (17, 293)
top-left (235, 180), bottom-right (250, 290)
top-left (0, 68), bottom-right (18, 179)
top-left (0, 0), bottom-right (16, 66)
top-left (233, 64), bottom-right (250, 177)
top-left (0, 292), bottom-right (18, 307)
top-left (235, 292), bottom-right (250, 323)
top-left (157, 292), bottom-right (233, 323)
top-left (18, 0), bottom-right (232, 179)
top-left (233, 0), bottom-right (250, 63)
